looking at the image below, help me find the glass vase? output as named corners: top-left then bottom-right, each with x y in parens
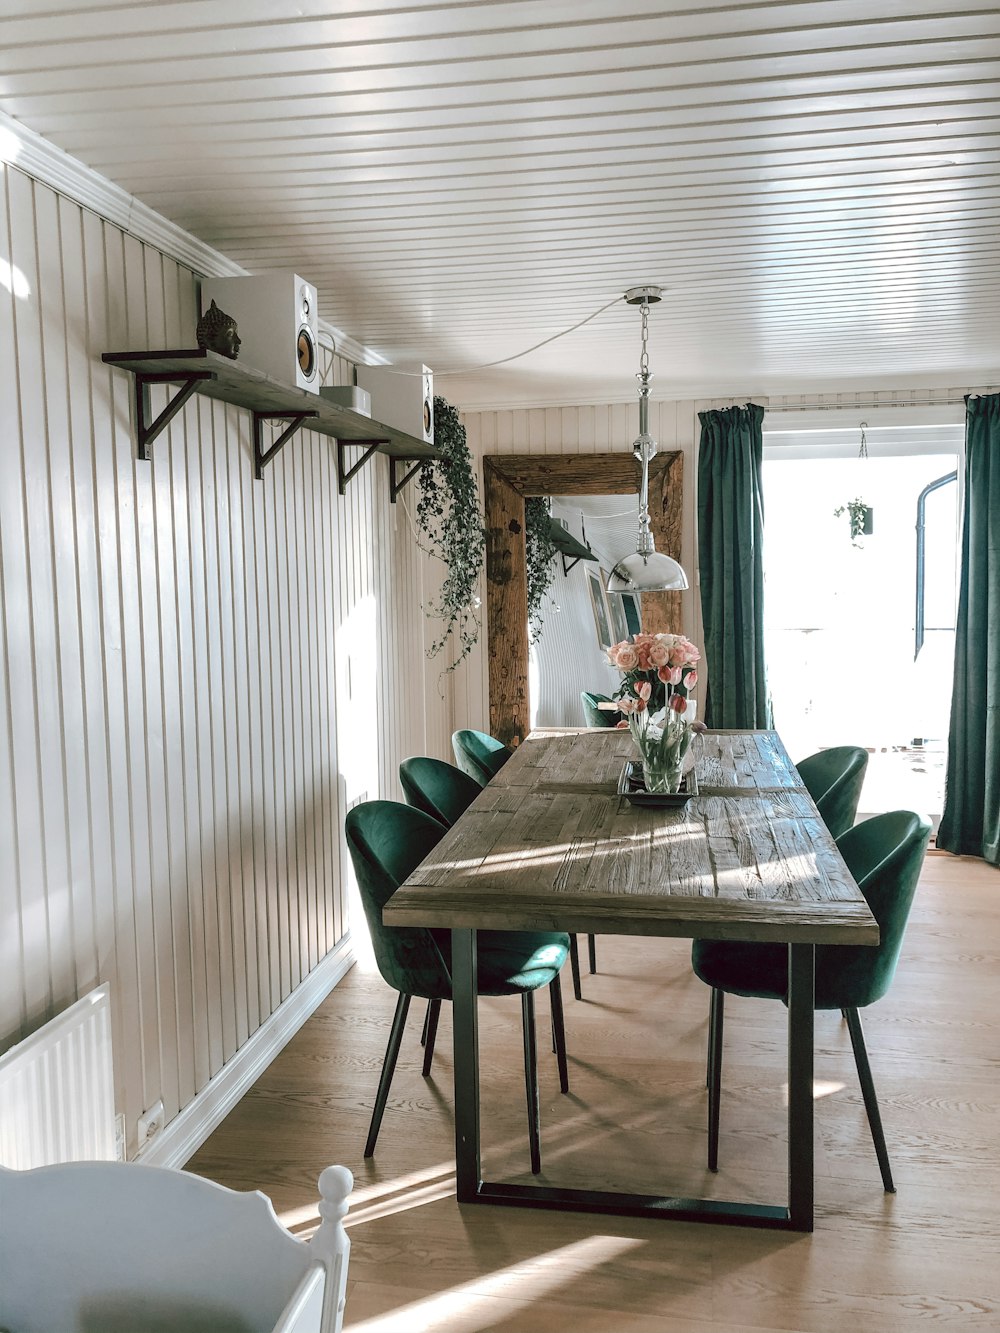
top-left (628, 712), bottom-right (692, 795)
top-left (642, 745), bottom-right (686, 795)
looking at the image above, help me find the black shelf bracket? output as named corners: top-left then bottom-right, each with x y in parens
top-left (389, 457), bottom-right (424, 504)
top-left (253, 411), bottom-right (317, 481)
top-left (135, 371), bottom-right (216, 459)
top-left (337, 439), bottom-right (387, 495)
top-left (561, 553), bottom-right (586, 576)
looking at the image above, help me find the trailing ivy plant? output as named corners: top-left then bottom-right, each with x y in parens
top-left (525, 497), bottom-right (558, 643)
top-left (833, 496), bottom-right (872, 548)
top-left (414, 396), bottom-right (486, 670)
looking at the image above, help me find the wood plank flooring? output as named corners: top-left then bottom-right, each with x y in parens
top-left (188, 852), bottom-right (1000, 1333)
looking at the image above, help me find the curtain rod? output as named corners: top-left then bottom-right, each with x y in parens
top-left (765, 393), bottom-right (993, 412)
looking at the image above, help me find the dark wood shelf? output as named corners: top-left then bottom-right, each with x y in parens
top-left (102, 347), bottom-right (441, 491)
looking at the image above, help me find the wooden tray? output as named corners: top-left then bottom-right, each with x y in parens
top-left (617, 760), bottom-right (699, 807)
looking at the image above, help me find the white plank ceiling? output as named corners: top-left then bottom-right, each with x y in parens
top-left (1, 0), bottom-right (999, 407)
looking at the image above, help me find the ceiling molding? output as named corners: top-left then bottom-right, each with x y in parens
top-left (0, 108), bottom-right (381, 367)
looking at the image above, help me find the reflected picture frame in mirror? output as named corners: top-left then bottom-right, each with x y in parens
top-left (587, 569), bottom-right (613, 651)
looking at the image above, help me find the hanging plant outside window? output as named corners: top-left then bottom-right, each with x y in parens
top-left (414, 397), bottom-right (486, 670)
top-left (525, 497), bottom-right (558, 643)
top-left (833, 497), bottom-right (873, 548)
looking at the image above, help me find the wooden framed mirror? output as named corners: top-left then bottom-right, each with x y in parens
top-left (484, 451), bottom-right (683, 746)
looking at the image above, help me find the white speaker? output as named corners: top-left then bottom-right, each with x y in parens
top-left (356, 363), bottom-right (433, 444)
top-left (200, 272), bottom-right (320, 393)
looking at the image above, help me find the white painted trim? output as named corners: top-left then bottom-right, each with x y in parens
top-left (136, 937), bottom-right (357, 1169)
top-left (0, 109), bottom-right (381, 367)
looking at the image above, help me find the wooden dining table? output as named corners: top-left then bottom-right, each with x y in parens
top-left (384, 727), bottom-right (880, 1232)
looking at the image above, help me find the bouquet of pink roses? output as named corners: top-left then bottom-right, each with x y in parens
top-left (606, 632), bottom-right (701, 720)
top-left (605, 632), bottom-right (704, 793)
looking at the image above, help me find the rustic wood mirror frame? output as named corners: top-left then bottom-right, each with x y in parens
top-left (483, 451), bottom-right (683, 747)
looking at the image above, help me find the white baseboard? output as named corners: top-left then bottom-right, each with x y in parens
top-left (138, 936), bottom-right (356, 1168)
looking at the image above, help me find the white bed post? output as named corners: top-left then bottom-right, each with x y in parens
top-left (313, 1165), bottom-right (353, 1333)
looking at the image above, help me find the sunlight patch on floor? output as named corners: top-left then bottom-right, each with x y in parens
top-left (280, 1162), bottom-right (458, 1231)
top-left (346, 1234), bottom-right (645, 1333)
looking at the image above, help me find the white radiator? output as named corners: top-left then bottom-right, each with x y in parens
top-left (0, 984), bottom-right (117, 1168)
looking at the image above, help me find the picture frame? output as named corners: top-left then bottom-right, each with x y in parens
top-left (603, 574), bottom-right (641, 644)
top-left (620, 589), bottom-right (642, 636)
top-left (606, 586), bottom-right (630, 646)
top-left (586, 568), bottom-right (614, 651)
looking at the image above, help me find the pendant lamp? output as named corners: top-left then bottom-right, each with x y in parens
top-left (606, 286), bottom-right (688, 595)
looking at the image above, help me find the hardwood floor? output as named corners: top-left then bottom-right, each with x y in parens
top-left (188, 852), bottom-right (1000, 1332)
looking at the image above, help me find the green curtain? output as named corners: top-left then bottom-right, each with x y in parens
top-left (937, 393), bottom-right (1000, 866)
top-left (697, 403), bottom-right (771, 729)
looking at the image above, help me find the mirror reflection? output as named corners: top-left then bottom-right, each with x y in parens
top-left (529, 495), bottom-right (643, 730)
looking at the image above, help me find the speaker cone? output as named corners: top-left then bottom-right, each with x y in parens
top-left (297, 327), bottom-right (316, 380)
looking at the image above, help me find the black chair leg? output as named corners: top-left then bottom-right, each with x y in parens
top-left (707, 988), bottom-right (724, 1172)
top-left (365, 992), bottom-right (411, 1158)
top-left (521, 991), bottom-right (542, 1174)
top-left (549, 975), bottom-right (569, 1093)
top-left (569, 934), bottom-right (583, 1000)
top-left (588, 933), bottom-right (597, 974)
top-left (845, 1006), bottom-right (895, 1193)
top-left (420, 1001), bottom-right (431, 1045)
top-left (421, 998), bottom-right (442, 1077)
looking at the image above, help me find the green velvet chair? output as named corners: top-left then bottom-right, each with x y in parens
top-left (401, 754), bottom-right (597, 1003)
top-left (795, 745), bottom-right (869, 840)
top-left (692, 809), bottom-right (931, 1191)
top-left (451, 728), bottom-right (512, 785)
top-left (581, 691), bottom-right (619, 728)
top-left (345, 799), bottom-right (571, 1174)
top-left (400, 755), bottom-right (483, 829)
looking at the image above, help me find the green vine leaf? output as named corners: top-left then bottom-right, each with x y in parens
top-left (414, 397), bottom-right (486, 670)
top-left (525, 498), bottom-right (558, 643)
top-left (833, 496), bottom-right (870, 547)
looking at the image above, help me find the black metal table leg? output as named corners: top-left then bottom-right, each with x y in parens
top-left (452, 928), bottom-right (481, 1203)
top-left (448, 927), bottom-right (816, 1231)
top-left (787, 942), bottom-right (815, 1232)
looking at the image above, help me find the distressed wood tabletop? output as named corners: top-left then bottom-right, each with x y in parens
top-left (385, 729), bottom-right (879, 946)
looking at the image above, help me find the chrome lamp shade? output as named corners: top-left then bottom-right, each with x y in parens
top-left (606, 286), bottom-right (689, 597)
top-left (607, 549), bottom-right (688, 594)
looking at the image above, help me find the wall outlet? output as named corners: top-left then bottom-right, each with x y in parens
top-left (114, 1113), bottom-right (127, 1161)
top-left (137, 1099), bottom-right (165, 1149)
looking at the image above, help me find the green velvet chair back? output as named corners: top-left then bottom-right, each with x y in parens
top-left (581, 691), bottom-right (618, 728)
top-left (692, 809), bottom-right (931, 1011)
top-left (796, 745), bottom-right (869, 839)
top-left (399, 756), bottom-right (482, 828)
top-left (345, 801), bottom-right (453, 1001)
top-left (452, 729), bottom-right (512, 786)
top-left (815, 809), bottom-right (931, 1009)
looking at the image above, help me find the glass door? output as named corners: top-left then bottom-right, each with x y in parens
top-left (763, 425), bottom-right (962, 828)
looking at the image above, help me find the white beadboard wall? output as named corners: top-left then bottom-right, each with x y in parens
top-left (0, 161), bottom-right (446, 1158)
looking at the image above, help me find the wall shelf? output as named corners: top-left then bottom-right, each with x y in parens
top-left (102, 348), bottom-right (441, 492)
top-left (548, 519), bottom-right (598, 575)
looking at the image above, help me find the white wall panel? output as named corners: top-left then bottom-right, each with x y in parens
top-left (0, 164), bottom-right (447, 1158)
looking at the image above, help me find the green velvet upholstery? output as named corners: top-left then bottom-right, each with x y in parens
top-left (399, 754), bottom-right (598, 1001)
top-left (692, 809), bottom-right (932, 1190)
top-left (346, 800), bottom-right (570, 998)
top-left (345, 799), bottom-right (571, 1167)
top-left (937, 391), bottom-right (1000, 866)
top-left (581, 691), bottom-right (619, 728)
top-left (696, 403), bottom-right (771, 729)
top-left (794, 745), bottom-right (869, 840)
top-left (692, 810), bottom-right (931, 1009)
top-left (452, 729), bottom-right (512, 786)
top-left (399, 756), bottom-right (482, 828)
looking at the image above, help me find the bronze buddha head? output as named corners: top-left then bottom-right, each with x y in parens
top-left (196, 299), bottom-right (241, 359)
